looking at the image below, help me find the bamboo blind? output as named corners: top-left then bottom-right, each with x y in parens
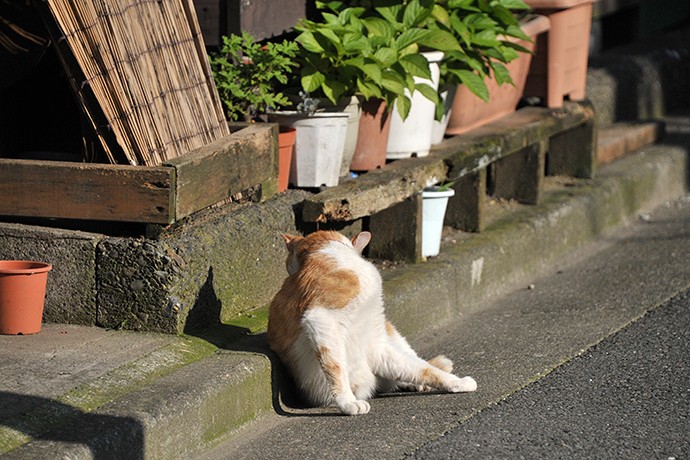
top-left (45, 0), bottom-right (229, 165)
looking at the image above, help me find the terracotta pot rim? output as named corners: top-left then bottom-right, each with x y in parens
top-left (0, 260), bottom-right (52, 275)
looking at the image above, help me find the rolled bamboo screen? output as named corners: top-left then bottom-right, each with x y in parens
top-left (46, 0), bottom-right (229, 165)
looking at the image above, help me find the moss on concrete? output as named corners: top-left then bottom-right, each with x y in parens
top-left (0, 335), bottom-right (217, 455)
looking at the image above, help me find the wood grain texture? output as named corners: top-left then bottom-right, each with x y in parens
top-left (0, 159), bottom-right (174, 223)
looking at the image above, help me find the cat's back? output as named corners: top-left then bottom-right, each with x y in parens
top-left (268, 231), bottom-right (371, 355)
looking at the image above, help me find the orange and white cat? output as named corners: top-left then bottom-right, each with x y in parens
top-left (267, 230), bottom-right (476, 415)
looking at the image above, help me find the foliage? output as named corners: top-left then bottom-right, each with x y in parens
top-left (433, 0), bottom-right (531, 108)
top-left (295, 0), bottom-right (463, 120)
top-left (209, 32), bottom-right (298, 121)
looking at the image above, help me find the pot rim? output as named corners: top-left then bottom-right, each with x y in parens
top-left (0, 260), bottom-right (52, 275)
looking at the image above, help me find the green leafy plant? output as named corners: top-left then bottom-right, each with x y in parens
top-left (209, 32), bottom-right (298, 122)
top-left (434, 0), bottom-right (532, 107)
top-left (295, 0), bottom-right (463, 120)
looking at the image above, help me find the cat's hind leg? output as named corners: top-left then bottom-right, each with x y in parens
top-left (374, 322), bottom-right (476, 393)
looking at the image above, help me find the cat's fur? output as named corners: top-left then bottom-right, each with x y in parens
top-left (267, 230), bottom-right (477, 415)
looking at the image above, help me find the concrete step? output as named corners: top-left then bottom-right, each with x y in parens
top-left (1, 110), bottom-right (687, 458)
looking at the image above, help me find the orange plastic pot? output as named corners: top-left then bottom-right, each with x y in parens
top-left (0, 261), bottom-right (52, 335)
top-left (278, 127), bottom-right (296, 192)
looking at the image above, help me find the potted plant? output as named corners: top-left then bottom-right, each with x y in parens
top-left (523, 0), bottom-right (596, 108)
top-left (209, 32), bottom-right (299, 192)
top-left (421, 182), bottom-right (455, 258)
top-left (428, 0), bottom-right (549, 136)
top-left (267, 93), bottom-right (350, 188)
top-left (295, 0), bottom-right (462, 170)
top-left (444, 11), bottom-right (550, 134)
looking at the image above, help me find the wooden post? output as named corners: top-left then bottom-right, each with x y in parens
top-left (492, 140), bottom-right (546, 205)
top-left (445, 169), bottom-right (487, 233)
top-left (547, 118), bottom-right (597, 179)
top-left (367, 194), bottom-right (423, 262)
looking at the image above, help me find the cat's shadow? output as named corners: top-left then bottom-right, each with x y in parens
top-left (183, 267), bottom-right (341, 418)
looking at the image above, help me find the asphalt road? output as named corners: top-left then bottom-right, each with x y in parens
top-left (409, 288), bottom-right (690, 460)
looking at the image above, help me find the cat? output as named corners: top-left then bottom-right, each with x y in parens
top-left (267, 230), bottom-right (477, 415)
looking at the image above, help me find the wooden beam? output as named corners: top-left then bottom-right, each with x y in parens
top-left (164, 123), bottom-right (277, 220)
top-left (0, 159), bottom-right (174, 223)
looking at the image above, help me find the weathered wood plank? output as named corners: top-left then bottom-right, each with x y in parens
top-left (165, 123), bottom-right (277, 220)
top-left (0, 159), bottom-right (174, 223)
top-left (302, 156), bottom-right (448, 223)
top-left (433, 102), bottom-right (594, 181)
top-left (303, 102), bottom-right (594, 224)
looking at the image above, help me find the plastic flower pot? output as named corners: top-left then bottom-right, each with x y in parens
top-left (269, 111), bottom-right (348, 187)
top-left (0, 261), bottom-right (52, 335)
top-left (350, 98), bottom-right (391, 172)
top-left (446, 15), bottom-right (551, 135)
top-left (387, 51), bottom-right (444, 159)
top-left (422, 187), bottom-right (455, 258)
top-left (320, 96), bottom-right (362, 177)
top-left (524, 0), bottom-right (596, 107)
top-left (278, 127), bottom-right (296, 192)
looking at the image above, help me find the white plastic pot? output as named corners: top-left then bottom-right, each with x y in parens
top-left (431, 84), bottom-right (457, 145)
top-left (268, 111), bottom-right (348, 187)
top-left (387, 51), bottom-right (444, 159)
top-left (421, 186), bottom-right (455, 258)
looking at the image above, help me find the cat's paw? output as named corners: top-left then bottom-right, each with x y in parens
top-left (339, 399), bottom-right (371, 415)
top-left (448, 376), bottom-right (477, 393)
top-left (428, 355), bottom-right (454, 373)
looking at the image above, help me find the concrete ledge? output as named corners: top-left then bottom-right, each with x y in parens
top-left (6, 352), bottom-right (272, 459)
top-left (384, 145), bottom-right (689, 339)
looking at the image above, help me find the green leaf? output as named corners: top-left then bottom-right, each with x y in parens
top-left (323, 79), bottom-right (346, 103)
top-left (417, 29), bottom-right (462, 52)
top-left (399, 53), bottom-right (432, 80)
top-left (490, 61), bottom-right (513, 86)
top-left (301, 65), bottom-right (326, 93)
top-left (357, 78), bottom-right (383, 100)
top-left (491, 0), bottom-right (530, 10)
top-left (362, 17), bottom-right (396, 39)
top-left (456, 69), bottom-right (489, 101)
top-left (395, 94), bottom-right (412, 120)
top-left (471, 29), bottom-right (501, 47)
top-left (414, 82), bottom-right (439, 105)
top-left (374, 47), bottom-right (398, 67)
top-left (505, 24), bottom-right (531, 42)
top-left (396, 29), bottom-right (432, 51)
top-left (343, 32), bottom-right (369, 53)
top-left (403, 0), bottom-right (432, 27)
top-left (380, 70), bottom-right (406, 96)
top-left (296, 31), bottom-right (325, 53)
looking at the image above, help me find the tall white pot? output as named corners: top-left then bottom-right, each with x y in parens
top-left (268, 112), bottom-right (348, 187)
top-left (422, 186), bottom-right (455, 258)
top-left (320, 96), bottom-right (362, 177)
top-left (387, 51), bottom-right (444, 159)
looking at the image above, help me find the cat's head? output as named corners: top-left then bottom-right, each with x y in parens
top-left (281, 231), bottom-right (372, 275)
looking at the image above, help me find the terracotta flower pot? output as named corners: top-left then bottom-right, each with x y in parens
top-left (446, 15), bottom-right (551, 135)
top-left (524, 0), bottom-right (596, 107)
top-left (277, 127), bottom-right (296, 192)
top-left (0, 261), bottom-right (52, 335)
top-left (350, 98), bottom-right (391, 172)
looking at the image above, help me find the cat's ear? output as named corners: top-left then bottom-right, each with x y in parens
top-left (281, 234), bottom-right (301, 247)
top-left (351, 231), bottom-right (372, 254)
